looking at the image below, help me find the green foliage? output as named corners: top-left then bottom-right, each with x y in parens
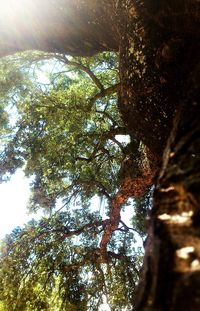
top-left (0, 51), bottom-right (149, 310)
top-left (0, 211), bottom-right (142, 311)
top-left (0, 51), bottom-right (123, 211)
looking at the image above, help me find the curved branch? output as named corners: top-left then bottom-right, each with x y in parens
top-left (32, 219), bottom-right (107, 242)
top-left (109, 136), bottom-right (125, 151)
top-left (58, 55), bottom-right (105, 91)
top-left (60, 248), bottom-right (138, 274)
top-left (100, 190), bottom-right (128, 262)
top-left (96, 109), bottom-right (118, 127)
top-left (88, 83), bottom-right (120, 110)
top-left (94, 180), bottom-right (112, 202)
top-left (100, 154), bottom-right (155, 262)
top-left (119, 220), bottom-right (143, 238)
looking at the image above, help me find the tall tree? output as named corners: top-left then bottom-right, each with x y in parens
top-left (0, 0), bottom-right (200, 310)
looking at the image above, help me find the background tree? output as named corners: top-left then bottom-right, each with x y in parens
top-left (0, 51), bottom-right (150, 310)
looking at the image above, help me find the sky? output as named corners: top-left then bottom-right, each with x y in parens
top-left (0, 64), bottom-right (51, 239)
top-left (0, 169), bottom-right (33, 239)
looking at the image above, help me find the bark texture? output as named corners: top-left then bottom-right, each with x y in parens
top-left (136, 102), bottom-right (200, 311)
top-left (116, 0), bottom-right (200, 158)
top-left (126, 1), bottom-right (200, 310)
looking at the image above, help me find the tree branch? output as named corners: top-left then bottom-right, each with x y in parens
top-left (88, 83), bottom-right (120, 110)
top-left (33, 219), bottom-right (107, 242)
top-left (99, 157), bottom-right (154, 262)
top-left (95, 109), bottom-right (118, 127)
top-left (58, 55), bottom-right (105, 91)
top-left (60, 248), bottom-right (139, 275)
top-left (119, 220), bottom-right (142, 237)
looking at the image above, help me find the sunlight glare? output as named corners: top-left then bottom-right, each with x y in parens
top-left (0, 0), bottom-right (31, 22)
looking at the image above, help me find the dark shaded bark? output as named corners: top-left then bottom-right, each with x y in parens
top-left (116, 1), bottom-right (199, 158)
top-left (145, 0), bottom-right (200, 35)
top-left (124, 1), bottom-right (200, 310)
top-left (135, 98), bottom-right (200, 311)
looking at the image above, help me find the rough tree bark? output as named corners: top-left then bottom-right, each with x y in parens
top-left (124, 1), bottom-right (200, 310)
top-left (0, 0), bottom-right (200, 310)
top-left (136, 95), bottom-right (200, 311)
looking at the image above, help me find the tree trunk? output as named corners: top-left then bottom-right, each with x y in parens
top-left (0, 0), bottom-right (200, 309)
top-left (122, 1), bottom-right (200, 309)
top-left (135, 103), bottom-right (200, 311)
top-left (0, 0), bottom-right (118, 57)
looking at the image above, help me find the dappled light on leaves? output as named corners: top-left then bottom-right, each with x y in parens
top-left (0, 212), bottom-right (142, 310)
top-left (0, 51), bottom-right (154, 310)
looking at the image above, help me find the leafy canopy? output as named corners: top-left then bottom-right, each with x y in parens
top-left (0, 52), bottom-right (123, 210)
top-left (0, 51), bottom-right (151, 310)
